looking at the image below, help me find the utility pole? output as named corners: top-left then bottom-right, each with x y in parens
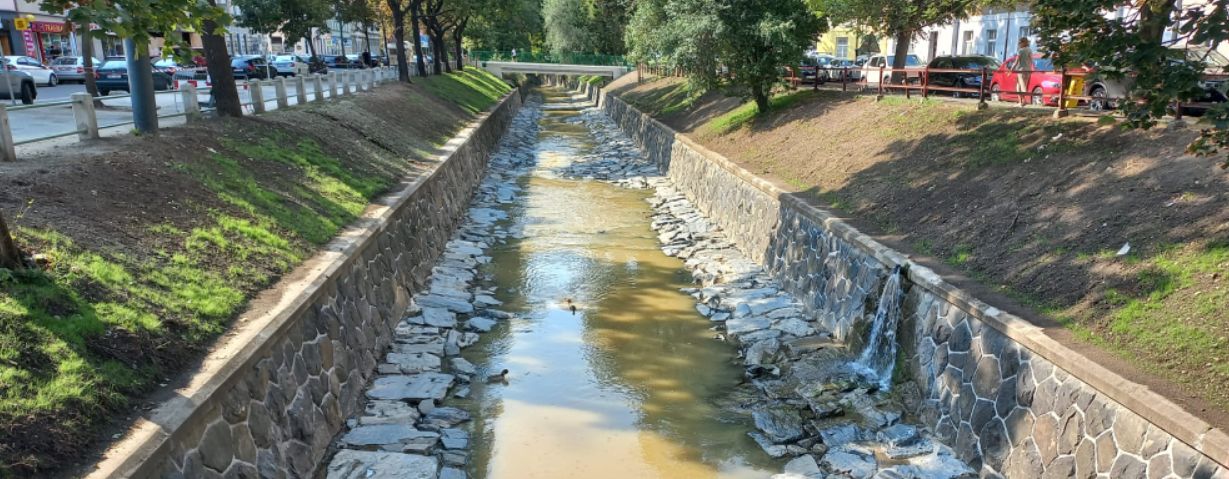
top-left (124, 38), bottom-right (158, 133)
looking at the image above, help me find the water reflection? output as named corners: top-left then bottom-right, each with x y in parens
top-left (461, 90), bottom-right (777, 478)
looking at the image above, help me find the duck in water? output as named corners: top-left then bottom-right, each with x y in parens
top-left (487, 369), bottom-right (510, 384)
top-left (564, 298), bottom-right (578, 314)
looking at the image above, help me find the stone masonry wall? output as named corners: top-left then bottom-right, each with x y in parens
top-left (95, 91), bottom-right (523, 479)
top-left (597, 87), bottom-right (1229, 478)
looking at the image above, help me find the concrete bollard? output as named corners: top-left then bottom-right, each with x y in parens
top-left (295, 75), bottom-right (307, 105)
top-left (342, 72), bottom-right (352, 95)
top-left (250, 80), bottom-right (266, 113)
top-left (368, 69), bottom-right (376, 90)
top-left (0, 105), bottom-right (15, 162)
top-left (180, 84), bottom-right (201, 123)
top-left (70, 92), bottom-right (100, 139)
top-left (274, 76), bottom-right (289, 109)
top-left (313, 74), bottom-right (326, 102)
top-left (329, 72), bottom-right (339, 98)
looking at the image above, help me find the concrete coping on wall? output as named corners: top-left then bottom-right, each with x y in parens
top-left (85, 89), bottom-right (523, 478)
top-left (597, 87), bottom-right (1229, 468)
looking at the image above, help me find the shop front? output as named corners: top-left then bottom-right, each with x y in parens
top-left (24, 19), bottom-right (69, 62)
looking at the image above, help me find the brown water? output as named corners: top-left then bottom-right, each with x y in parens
top-left (458, 91), bottom-right (778, 478)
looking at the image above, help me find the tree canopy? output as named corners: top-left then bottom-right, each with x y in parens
top-left (1033, 0), bottom-right (1229, 165)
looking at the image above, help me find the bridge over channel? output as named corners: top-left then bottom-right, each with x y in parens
top-left (479, 61), bottom-right (629, 79)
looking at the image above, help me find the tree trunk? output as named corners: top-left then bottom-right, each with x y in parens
top-left (890, 31), bottom-right (911, 85)
top-left (452, 18), bottom-right (467, 71)
top-left (78, 25), bottom-right (100, 101)
top-left (1138, 0), bottom-right (1178, 46)
top-left (340, 22), bottom-right (347, 56)
top-left (202, 9), bottom-right (242, 117)
top-left (0, 211), bottom-right (21, 270)
top-left (433, 32), bottom-right (450, 73)
top-left (429, 32), bottom-right (443, 74)
top-left (307, 34), bottom-right (319, 58)
top-left (364, 22), bottom-right (372, 56)
top-left (410, 0), bottom-right (428, 76)
top-left (389, 0), bottom-right (412, 81)
top-left (752, 83), bottom-right (769, 113)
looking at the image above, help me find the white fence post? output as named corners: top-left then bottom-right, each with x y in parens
top-left (275, 76), bottom-right (289, 108)
top-left (180, 84), bottom-right (201, 123)
top-left (295, 75), bottom-right (307, 105)
top-left (314, 74), bottom-right (326, 102)
top-left (0, 105), bottom-right (15, 162)
top-left (250, 80), bottom-right (266, 113)
top-left (342, 72), bottom-right (352, 95)
top-left (329, 72), bottom-right (339, 98)
top-left (70, 92), bottom-right (100, 140)
top-left (367, 69), bottom-right (376, 90)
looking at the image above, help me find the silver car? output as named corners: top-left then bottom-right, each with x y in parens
top-left (51, 56), bottom-right (103, 83)
top-left (272, 55), bottom-right (310, 76)
top-left (0, 69), bottom-right (37, 104)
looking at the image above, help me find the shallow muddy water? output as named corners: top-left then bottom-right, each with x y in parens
top-left (458, 91), bottom-right (778, 478)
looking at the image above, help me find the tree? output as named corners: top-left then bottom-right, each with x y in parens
top-left (544, 0), bottom-right (592, 54)
top-left (586, 0), bottom-right (631, 55)
top-left (716, 0), bottom-right (824, 112)
top-left (386, 0), bottom-right (413, 80)
top-left (626, 0), bottom-right (723, 89)
top-left (335, 0), bottom-right (376, 57)
top-left (411, 0), bottom-right (429, 76)
top-left (464, 0), bottom-right (543, 52)
top-left (77, 25), bottom-right (100, 101)
top-left (235, 0), bottom-right (332, 58)
top-left (41, 0), bottom-right (227, 131)
top-left (807, 0), bottom-right (981, 81)
top-left (202, 0), bottom-right (243, 118)
top-left (1032, 0), bottom-right (1229, 167)
top-left (0, 212), bottom-right (19, 270)
top-left (422, 0), bottom-right (451, 74)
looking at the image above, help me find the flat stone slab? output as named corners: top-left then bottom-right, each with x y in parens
top-left (326, 450), bottom-right (438, 479)
top-left (752, 406), bottom-right (805, 443)
top-left (821, 445), bottom-right (877, 479)
top-left (340, 424), bottom-right (439, 447)
top-left (367, 373), bottom-right (455, 401)
top-left (421, 307), bottom-right (458, 328)
top-left (466, 317), bottom-right (497, 332)
top-left (359, 400), bottom-right (421, 425)
top-left (726, 314), bottom-right (771, 335)
top-left (441, 428), bottom-right (470, 450)
top-left (395, 341), bottom-right (446, 357)
top-left (418, 294), bottom-right (475, 314)
top-left (385, 353), bottom-right (442, 374)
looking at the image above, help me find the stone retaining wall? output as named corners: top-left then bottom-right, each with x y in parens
top-left (88, 90), bottom-right (523, 479)
top-left (596, 85), bottom-right (1229, 478)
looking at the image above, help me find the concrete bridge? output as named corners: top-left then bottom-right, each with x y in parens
top-left (480, 61), bottom-right (629, 79)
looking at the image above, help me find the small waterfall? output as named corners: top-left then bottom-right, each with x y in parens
top-left (855, 265), bottom-right (906, 391)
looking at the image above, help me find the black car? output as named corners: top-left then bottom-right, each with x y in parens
top-left (926, 55), bottom-right (1000, 97)
top-left (320, 55), bottom-right (353, 70)
top-left (94, 59), bottom-right (174, 95)
top-left (232, 55), bottom-right (273, 80)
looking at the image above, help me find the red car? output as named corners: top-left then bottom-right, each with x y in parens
top-left (988, 54), bottom-right (1075, 106)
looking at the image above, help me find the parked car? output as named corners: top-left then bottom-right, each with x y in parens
top-left (861, 54), bottom-right (923, 86)
top-left (796, 55), bottom-right (823, 84)
top-left (345, 54), bottom-right (372, 68)
top-left (1, 55), bottom-right (58, 86)
top-left (232, 55), bottom-right (273, 80)
top-left (272, 55), bottom-right (311, 76)
top-left (321, 55), bottom-right (353, 70)
top-left (988, 54), bottom-right (1069, 106)
top-left (50, 56), bottom-right (103, 83)
top-left (831, 59), bottom-right (861, 81)
top-left (152, 58), bottom-right (188, 77)
top-left (926, 55), bottom-right (999, 97)
top-left (1080, 47), bottom-right (1229, 113)
top-left (0, 69), bottom-right (37, 104)
top-left (94, 59), bottom-right (175, 95)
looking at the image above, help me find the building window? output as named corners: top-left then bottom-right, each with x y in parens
top-left (962, 31), bottom-right (973, 55)
top-left (835, 37), bottom-right (849, 58)
top-left (985, 29), bottom-right (997, 57)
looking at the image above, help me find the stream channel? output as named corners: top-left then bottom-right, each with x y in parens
top-left (325, 88), bottom-right (975, 479)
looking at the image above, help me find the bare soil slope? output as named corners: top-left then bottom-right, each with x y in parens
top-left (608, 75), bottom-right (1229, 428)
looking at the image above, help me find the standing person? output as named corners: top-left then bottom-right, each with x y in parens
top-left (511, 48), bottom-right (517, 62)
top-left (1014, 38), bottom-right (1034, 107)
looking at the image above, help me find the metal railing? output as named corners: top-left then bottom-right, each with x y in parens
top-left (0, 66), bottom-right (402, 161)
top-left (774, 64), bottom-right (1229, 119)
top-left (470, 50), bottom-right (629, 67)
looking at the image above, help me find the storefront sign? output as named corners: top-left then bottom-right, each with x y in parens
top-left (13, 18), bottom-right (29, 31)
top-left (21, 31), bottom-right (36, 55)
top-left (31, 21), bottom-right (68, 34)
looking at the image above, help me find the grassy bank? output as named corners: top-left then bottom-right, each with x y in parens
top-left (0, 68), bottom-right (511, 473)
top-left (610, 76), bottom-right (1229, 423)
